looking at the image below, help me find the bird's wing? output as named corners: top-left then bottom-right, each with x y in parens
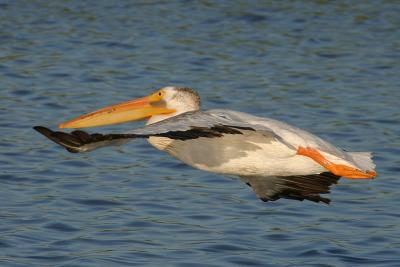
top-left (33, 109), bottom-right (348, 157)
top-left (240, 172), bottom-right (340, 204)
top-left (126, 109), bottom-right (281, 141)
top-left (33, 110), bottom-right (281, 153)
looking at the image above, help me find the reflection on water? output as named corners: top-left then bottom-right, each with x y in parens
top-left (1, 1), bottom-right (399, 266)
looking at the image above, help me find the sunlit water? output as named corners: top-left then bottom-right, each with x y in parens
top-left (1, 1), bottom-right (399, 266)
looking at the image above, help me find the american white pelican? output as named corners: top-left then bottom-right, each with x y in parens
top-left (34, 86), bottom-right (377, 204)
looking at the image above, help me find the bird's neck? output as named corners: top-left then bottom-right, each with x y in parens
top-left (146, 114), bottom-right (175, 125)
top-left (146, 108), bottom-right (199, 125)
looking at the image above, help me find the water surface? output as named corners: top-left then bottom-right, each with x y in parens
top-left (1, 1), bottom-right (400, 266)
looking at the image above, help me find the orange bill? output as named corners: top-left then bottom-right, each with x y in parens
top-left (59, 90), bottom-right (175, 128)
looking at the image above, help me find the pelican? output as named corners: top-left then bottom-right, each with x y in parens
top-left (34, 86), bottom-right (377, 204)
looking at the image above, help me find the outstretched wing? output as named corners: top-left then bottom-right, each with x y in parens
top-left (240, 172), bottom-right (340, 204)
top-left (34, 110), bottom-right (282, 153)
top-left (34, 109), bottom-right (373, 178)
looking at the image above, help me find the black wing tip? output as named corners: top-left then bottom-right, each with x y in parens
top-left (33, 125), bottom-right (49, 130)
top-left (33, 125), bottom-right (52, 136)
top-left (34, 125), bottom-right (83, 153)
top-left (33, 126), bottom-right (136, 153)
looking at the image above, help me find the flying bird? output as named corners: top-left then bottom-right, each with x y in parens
top-left (34, 87), bottom-right (377, 204)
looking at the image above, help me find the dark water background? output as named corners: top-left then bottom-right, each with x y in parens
top-left (1, 1), bottom-right (400, 266)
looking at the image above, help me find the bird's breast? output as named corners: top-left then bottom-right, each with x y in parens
top-left (148, 134), bottom-right (325, 177)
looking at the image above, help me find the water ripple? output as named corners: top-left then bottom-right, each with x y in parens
top-left (1, 1), bottom-right (399, 266)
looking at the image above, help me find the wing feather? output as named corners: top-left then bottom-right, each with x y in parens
top-left (34, 110), bottom-right (282, 153)
top-left (129, 109), bottom-right (349, 158)
top-left (240, 172), bottom-right (340, 204)
top-left (33, 126), bottom-right (134, 153)
top-left (127, 110), bottom-right (277, 138)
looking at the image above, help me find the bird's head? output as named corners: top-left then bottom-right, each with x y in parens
top-left (59, 86), bottom-right (201, 128)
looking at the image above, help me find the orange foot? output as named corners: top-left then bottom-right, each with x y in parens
top-left (297, 146), bottom-right (377, 179)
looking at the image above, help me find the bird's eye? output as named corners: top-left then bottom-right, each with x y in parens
top-left (158, 91), bottom-right (163, 96)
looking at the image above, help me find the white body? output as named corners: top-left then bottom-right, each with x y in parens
top-left (148, 134), bottom-right (324, 177)
top-left (145, 109), bottom-right (374, 177)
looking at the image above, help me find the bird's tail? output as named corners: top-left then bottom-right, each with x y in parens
top-left (347, 152), bottom-right (376, 173)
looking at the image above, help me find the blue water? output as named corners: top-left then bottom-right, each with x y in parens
top-left (1, 1), bottom-right (400, 266)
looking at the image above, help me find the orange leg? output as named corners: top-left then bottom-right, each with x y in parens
top-left (297, 147), bottom-right (377, 179)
